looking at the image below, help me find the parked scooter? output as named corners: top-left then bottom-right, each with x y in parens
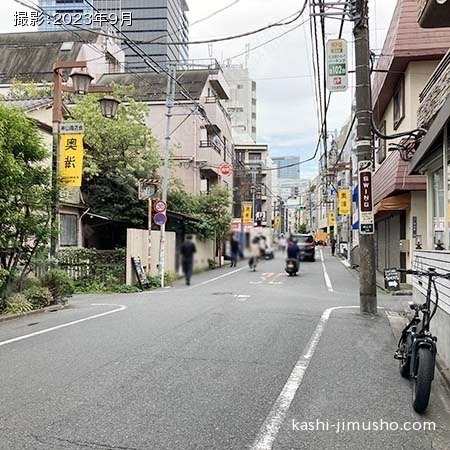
top-left (285, 258), bottom-right (299, 276)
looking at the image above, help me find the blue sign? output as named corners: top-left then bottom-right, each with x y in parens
top-left (153, 212), bottom-right (167, 226)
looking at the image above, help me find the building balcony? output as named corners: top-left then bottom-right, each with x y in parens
top-left (204, 95), bottom-right (231, 122)
top-left (418, 0), bottom-right (450, 28)
top-left (418, 49), bottom-right (450, 129)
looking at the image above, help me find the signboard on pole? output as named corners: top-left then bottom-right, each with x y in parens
top-left (329, 211), bottom-right (335, 227)
top-left (326, 39), bottom-right (348, 92)
top-left (358, 160), bottom-right (374, 234)
top-left (219, 162), bottom-right (232, 177)
top-left (153, 212), bottom-right (167, 227)
top-left (338, 189), bottom-right (351, 215)
top-left (59, 133), bottom-right (84, 187)
top-left (154, 199), bottom-right (167, 213)
top-left (242, 204), bottom-right (252, 223)
top-left (138, 178), bottom-right (160, 200)
top-left (274, 217), bottom-right (281, 229)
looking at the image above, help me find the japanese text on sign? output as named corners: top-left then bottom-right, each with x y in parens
top-left (242, 205), bottom-right (252, 223)
top-left (338, 190), bottom-right (351, 215)
top-left (326, 39), bottom-right (348, 92)
top-left (358, 160), bottom-right (374, 234)
top-left (59, 134), bottom-right (84, 187)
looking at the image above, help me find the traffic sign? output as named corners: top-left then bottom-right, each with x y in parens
top-left (154, 199), bottom-right (167, 213)
top-left (219, 162), bottom-right (232, 176)
top-left (138, 178), bottom-right (160, 200)
top-left (326, 39), bottom-right (348, 92)
top-left (153, 212), bottom-right (167, 226)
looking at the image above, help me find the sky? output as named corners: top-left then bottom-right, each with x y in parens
top-left (1, 0), bottom-right (397, 179)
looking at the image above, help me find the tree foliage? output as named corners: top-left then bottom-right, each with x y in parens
top-left (0, 104), bottom-right (52, 299)
top-left (0, 79), bottom-right (52, 100)
top-left (167, 185), bottom-right (232, 240)
top-left (70, 83), bottom-right (161, 227)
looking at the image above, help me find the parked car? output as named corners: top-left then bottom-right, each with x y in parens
top-left (290, 233), bottom-right (316, 262)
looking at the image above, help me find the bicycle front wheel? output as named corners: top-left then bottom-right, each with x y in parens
top-left (413, 347), bottom-right (434, 414)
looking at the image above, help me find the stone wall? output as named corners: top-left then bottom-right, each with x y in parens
top-left (417, 50), bottom-right (450, 128)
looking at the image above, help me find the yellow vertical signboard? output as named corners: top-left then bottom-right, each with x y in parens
top-left (59, 134), bottom-right (84, 187)
top-left (329, 211), bottom-right (335, 227)
top-left (338, 189), bottom-right (351, 215)
top-left (242, 205), bottom-right (252, 223)
top-left (274, 217), bottom-right (281, 229)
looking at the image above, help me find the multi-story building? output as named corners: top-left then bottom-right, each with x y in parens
top-left (272, 156), bottom-right (301, 179)
top-left (371, 0), bottom-right (450, 276)
top-left (38, 0), bottom-right (189, 69)
top-left (99, 67), bottom-right (232, 195)
top-left (223, 64), bottom-right (257, 143)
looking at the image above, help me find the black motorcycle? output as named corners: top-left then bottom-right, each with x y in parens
top-left (285, 258), bottom-right (299, 276)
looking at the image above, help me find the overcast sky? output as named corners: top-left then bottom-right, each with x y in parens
top-left (2, 0), bottom-right (397, 179)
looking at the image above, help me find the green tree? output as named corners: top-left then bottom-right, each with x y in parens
top-left (0, 104), bottom-right (52, 301)
top-left (298, 223), bottom-right (307, 234)
top-left (0, 79), bottom-right (52, 100)
top-left (70, 84), bottom-right (160, 226)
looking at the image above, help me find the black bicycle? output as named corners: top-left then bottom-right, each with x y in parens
top-left (394, 267), bottom-right (450, 413)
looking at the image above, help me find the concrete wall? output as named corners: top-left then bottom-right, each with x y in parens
top-left (192, 237), bottom-right (215, 271)
top-left (126, 229), bottom-right (176, 284)
top-left (413, 250), bottom-right (450, 371)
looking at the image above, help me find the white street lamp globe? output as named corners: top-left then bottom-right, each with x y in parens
top-left (99, 96), bottom-right (121, 119)
top-left (69, 71), bottom-right (94, 95)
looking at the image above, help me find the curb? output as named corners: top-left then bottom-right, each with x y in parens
top-left (0, 304), bottom-right (67, 323)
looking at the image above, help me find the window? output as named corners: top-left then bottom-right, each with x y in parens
top-left (236, 84), bottom-right (244, 89)
top-left (236, 150), bottom-right (245, 162)
top-left (393, 77), bottom-right (405, 130)
top-left (377, 120), bottom-right (387, 164)
top-left (249, 152), bottom-right (262, 161)
top-left (60, 214), bottom-right (78, 247)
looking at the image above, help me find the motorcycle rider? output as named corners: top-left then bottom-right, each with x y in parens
top-left (286, 238), bottom-right (300, 272)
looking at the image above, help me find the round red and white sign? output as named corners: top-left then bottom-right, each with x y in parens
top-left (154, 200), bottom-right (167, 213)
top-left (219, 162), bottom-right (232, 177)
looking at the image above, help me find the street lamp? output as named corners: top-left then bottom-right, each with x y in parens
top-left (50, 60), bottom-right (119, 258)
top-left (99, 96), bottom-right (121, 119)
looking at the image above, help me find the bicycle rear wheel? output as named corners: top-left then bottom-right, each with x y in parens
top-left (412, 347), bottom-right (434, 414)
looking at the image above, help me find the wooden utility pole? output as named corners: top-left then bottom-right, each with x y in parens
top-left (353, 0), bottom-right (377, 314)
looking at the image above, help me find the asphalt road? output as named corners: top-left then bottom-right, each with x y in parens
top-left (0, 249), bottom-right (449, 450)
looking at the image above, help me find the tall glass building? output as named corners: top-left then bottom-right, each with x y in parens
top-left (38, 0), bottom-right (189, 69)
top-left (38, 1), bottom-right (93, 31)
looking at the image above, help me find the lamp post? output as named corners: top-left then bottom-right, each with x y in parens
top-left (50, 60), bottom-right (119, 259)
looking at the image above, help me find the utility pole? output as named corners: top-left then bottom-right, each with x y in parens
top-left (159, 64), bottom-right (176, 288)
top-left (353, 0), bottom-right (377, 314)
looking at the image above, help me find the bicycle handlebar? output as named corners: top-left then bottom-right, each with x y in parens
top-left (397, 268), bottom-right (450, 279)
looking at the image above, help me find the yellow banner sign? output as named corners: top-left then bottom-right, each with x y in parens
top-left (329, 211), bottom-right (335, 226)
top-left (242, 205), bottom-right (252, 223)
top-left (338, 189), bottom-right (351, 215)
top-left (59, 133), bottom-right (84, 187)
top-left (274, 217), bottom-right (281, 229)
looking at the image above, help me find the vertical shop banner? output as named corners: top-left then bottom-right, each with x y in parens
top-left (242, 204), bottom-right (252, 223)
top-left (329, 211), bottom-right (335, 227)
top-left (358, 160), bottom-right (374, 234)
top-left (338, 189), bottom-right (351, 215)
top-left (60, 133), bottom-right (84, 187)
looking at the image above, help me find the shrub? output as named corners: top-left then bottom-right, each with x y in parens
top-left (0, 268), bottom-right (9, 290)
top-left (23, 286), bottom-right (53, 309)
top-left (208, 258), bottom-right (217, 270)
top-left (40, 269), bottom-right (75, 304)
top-left (4, 293), bottom-right (33, 314)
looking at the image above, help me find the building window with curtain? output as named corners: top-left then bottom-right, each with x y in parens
top-left (60, 213), bottom-right (78, 247)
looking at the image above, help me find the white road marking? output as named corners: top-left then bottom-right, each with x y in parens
top-left (341, 259), bottom-right (351, 268)
top-left (235, 294), bottom-right (251, 302)
top-left (320, 249), bottom-right (334, 292)
top-left (250, 306), bottom-right (358, 450)
top-left (186, 267), bottom-right (245, 290)
top-left (268, 273), bottom-right (284, 285)
top-left (0, 304), bottom-right (127, 348)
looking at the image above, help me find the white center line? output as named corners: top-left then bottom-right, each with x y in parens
top-left (0, 304), bottom-right (127, 348)
top-left (320, 249), bottom-right (334, 292)
top-left (250, 306), bottom-right (358, 450)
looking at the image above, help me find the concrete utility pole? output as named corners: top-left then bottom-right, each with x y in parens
top-left (159, 64), bottom-right (176, 288)
top-left (353, 0), bottom-right (377, 314)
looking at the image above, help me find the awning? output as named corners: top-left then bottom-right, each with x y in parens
top-left (374, 192), bottom-right (411, 215)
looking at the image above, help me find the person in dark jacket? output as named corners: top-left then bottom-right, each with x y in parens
top-left (330, 238), bottom-right (337, 256)
top-left (230, 233), bottom-right (240, 267)
top-left (180, 235), bottom-right (197, 285)
top-left (287, 239), bottom-right (300, 260)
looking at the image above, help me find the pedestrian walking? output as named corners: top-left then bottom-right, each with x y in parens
top-left (278, 233), bottom-right (287, 252)
top-left (230, 233), bottom-right (240, 267)
top-left (180, 235), bottom-right (197, 285)
top-left (330, 237), bottom-right (337, 256)
top-left (249, 235), bottom-right (261, 271)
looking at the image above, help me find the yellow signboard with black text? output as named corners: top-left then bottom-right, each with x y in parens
top-left (338, 189), bottom-right (351, 215)
top-left (59, 133), bottom-right (84, 187)
top-left (242, 204), bottom-right (252, 223)
top-left (329, 211), bottom-right (335, 227)
top-left (274, 217), bottom-right (281, 229)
